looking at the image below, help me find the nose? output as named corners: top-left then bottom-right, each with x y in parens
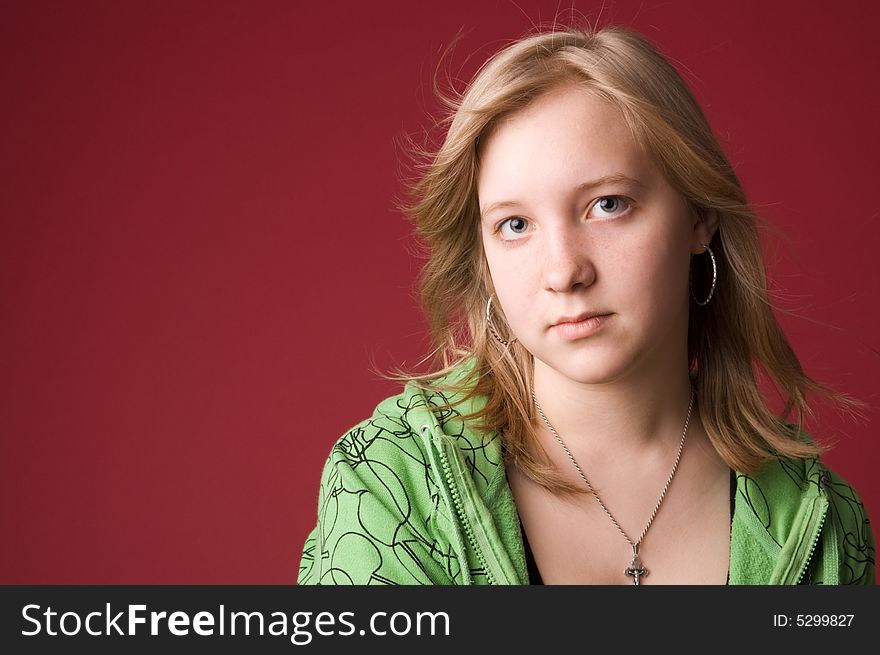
top-left (540, 224), bottom-right (596, 292)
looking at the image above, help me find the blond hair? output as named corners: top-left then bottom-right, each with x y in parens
top-left (392, 24), bottom-right (858, 495)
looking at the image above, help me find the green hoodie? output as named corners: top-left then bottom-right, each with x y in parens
top-left (297, 361), bottom-right (875, 585)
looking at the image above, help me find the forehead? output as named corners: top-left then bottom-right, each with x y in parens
top-left (477, 84), bottom-right (653, 202)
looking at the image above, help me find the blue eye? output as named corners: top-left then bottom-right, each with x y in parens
top-left (590, 196), bottom-right (630, 218)
top-left (498, 217), bottom-right (529, 240)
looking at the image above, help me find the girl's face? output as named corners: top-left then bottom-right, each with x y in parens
top-left (477, 84), bottom-right (712, 386)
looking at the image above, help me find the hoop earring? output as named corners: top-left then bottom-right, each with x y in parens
top-left (486, 295), bottom-right (518, 347)
top-left (690, 243), bottom-right (717, 306)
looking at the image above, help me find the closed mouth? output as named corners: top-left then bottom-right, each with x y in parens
top-left (552, 312), bottom-right (610, 326)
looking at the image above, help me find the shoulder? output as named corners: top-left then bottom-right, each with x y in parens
top-left (742, 445), bottom-right (870, 532)
top-left (297, 358), bottom-right (488, 585)
top-left (816, 464), bottom-right (875, 584)
top-left (739, 445), bottom-right (875, 584)
top-left (325, 357), bottom-right (484, 474)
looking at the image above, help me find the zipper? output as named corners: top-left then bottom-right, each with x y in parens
top-left (419, 425), bottom-right (489, 584)
top-left (433, 428), bottom-right (498, 585)
top-left (794, 470), bottom-right (832, 584)
top-left (422, 423), bottom-right (509, 585)
top-left (794, 507), bottom-right (827, 584)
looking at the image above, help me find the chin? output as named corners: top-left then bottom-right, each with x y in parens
top-left (563, 367), bottom-right (630, 386)
top-left (534, 349), bottom-right (632, 386)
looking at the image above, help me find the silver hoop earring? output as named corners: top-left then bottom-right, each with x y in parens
top-left (486, 295), bottom-right (517, 347)
top-left (691, 243), bottom-right (717, 306)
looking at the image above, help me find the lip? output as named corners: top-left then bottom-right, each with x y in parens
top-left (553, 311), bottom-right (610, 326)
top-left (550, 313), bottom-right (611, 340)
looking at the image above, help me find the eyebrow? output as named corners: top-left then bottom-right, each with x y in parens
top-left (479, 173), bottom-right (644, 221)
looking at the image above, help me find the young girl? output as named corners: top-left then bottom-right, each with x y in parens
top-left (297, 25), bottom-right (875, 585)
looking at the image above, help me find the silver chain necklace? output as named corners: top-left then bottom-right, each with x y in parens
top-left (531, 389), bottom-right (695, 585)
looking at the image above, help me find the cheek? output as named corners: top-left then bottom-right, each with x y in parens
top-left (610, 235), bottom-right (690, 308)
top-left (484, 248), bottom-right (535, 314)
top-left (641, 246), bottom-right (692, 309)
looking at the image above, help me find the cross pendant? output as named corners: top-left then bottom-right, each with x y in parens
top-left (624, 545), bottom-right (648, 585)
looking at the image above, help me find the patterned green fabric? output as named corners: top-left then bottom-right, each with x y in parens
top-left (297, 361), bottom-right (875, 585)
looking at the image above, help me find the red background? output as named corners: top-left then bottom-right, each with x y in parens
top-left (2, 0), bottom-right (878, 583)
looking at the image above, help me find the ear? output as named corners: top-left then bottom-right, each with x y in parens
top-left (690, 208), bottom-right (719, 254)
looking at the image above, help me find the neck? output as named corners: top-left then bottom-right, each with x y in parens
top-left (531, 356), bottom-right (696, 469)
